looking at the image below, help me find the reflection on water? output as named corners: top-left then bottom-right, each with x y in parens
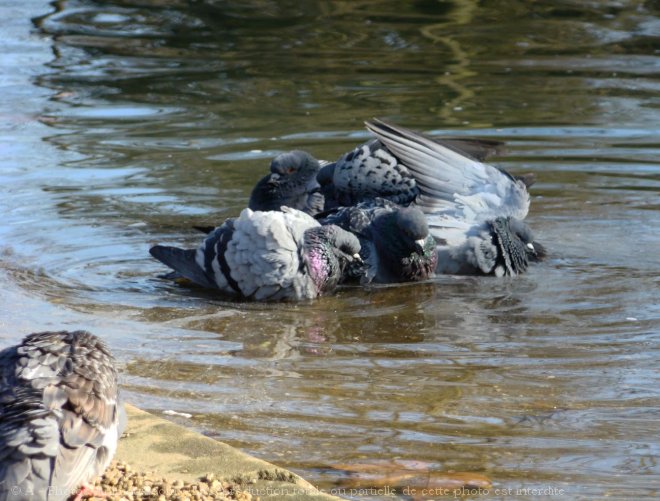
top-left (1, 0), bottom-right (659, 499)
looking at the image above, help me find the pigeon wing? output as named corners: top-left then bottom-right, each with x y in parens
top-left (365, 119), bottom-right (530, 222)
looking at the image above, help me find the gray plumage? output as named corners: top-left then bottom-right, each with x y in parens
top-left (248, 150), bottom-right (325, 215)
top-left (318, 139), bottom-right (420, 209)
top-left (319, 198), bottom-right (437, 284)
top-left (150, 207), bottom-right (361, 301)
top-left (364, 120), bottom-right (544, 276)
top-left (318, 133), bottom-right (507, 210)
top-left (0, 331), bottom-right (123, 501)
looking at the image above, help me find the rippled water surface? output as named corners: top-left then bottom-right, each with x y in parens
top-left (1, 0), bottom-right (659, 499)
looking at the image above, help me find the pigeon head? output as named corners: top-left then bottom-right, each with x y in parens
top-left (269, 150), bottom-right (320, 180)
top-left (249, 150), bottom-right (323, 213)
top-left (373, 207), bottom-right (437, 282)
top-left (471, 217), bottom-right (545, 276)
top-left (303, 225), bottom-right (361, 294)
top-left (396, 207), bottom-right (431, 253)
top-left (505, 217), bottom-right (546, 262)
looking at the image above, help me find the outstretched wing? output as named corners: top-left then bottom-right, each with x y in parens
top-left (365, 119), bottom-right (530, 222)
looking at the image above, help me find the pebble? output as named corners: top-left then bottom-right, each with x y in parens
top-left (85, 461), bottom-right (252, 501)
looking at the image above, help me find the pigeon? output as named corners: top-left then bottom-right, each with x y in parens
top-left (193, 151), bottom-right (327, 234)
top-left (362, 119), bottom-right (545, 276)
top-left (150, 207), bottom-right (362, 301)
top-left (0, 330), bottom-right (123, 501)
top-left (319, 198), bottom-right (437, 284)
top-left (248, 150), bottom-right (325, 215)
top-left (318, 132), bottom-right (508, 210)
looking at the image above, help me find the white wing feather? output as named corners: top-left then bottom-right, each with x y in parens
top-left (365, 120), bottom-right (530, 222)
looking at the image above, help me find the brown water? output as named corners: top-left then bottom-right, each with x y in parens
top-left (1, 0), bottom-right (659, 499)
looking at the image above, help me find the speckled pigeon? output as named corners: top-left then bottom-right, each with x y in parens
top-left (319, 198), bottom-right (437, 284)
top-left (150, 207), bottom-right (361, 301)
top-left (249, 150), bottom-right (325, 215)
top-left (0, 330), bottom-right (123, 501)
top-left (318, 131), bottom-right (508, 211)
top-left (363, 119), bottom-right (545, 276)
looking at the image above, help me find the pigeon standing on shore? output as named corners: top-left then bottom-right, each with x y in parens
top-left (0, 330), bottom-right (123, 501)
top-left (150, 207), bottom-right (361, 301)
top-left (319, 198), bottom-right (437, 284)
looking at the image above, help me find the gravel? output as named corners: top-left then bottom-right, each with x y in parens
top-left (85, 461), bottom-right (254, 501)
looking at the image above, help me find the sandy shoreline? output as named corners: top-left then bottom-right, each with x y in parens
top-left (91, 404), bottom-right (342, 501)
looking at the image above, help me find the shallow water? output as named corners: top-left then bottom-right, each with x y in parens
top-left (1, 0), bottom-right (659, 499)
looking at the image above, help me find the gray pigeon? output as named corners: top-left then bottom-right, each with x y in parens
top-left (363, 120), bottom-right (545, 276)
top-left (319, 198), bottom-right (437, 284)
top-left (0, 331), bottom-right (123, 501)
top-left (193, 151), bottom-right (326, 234)
top-left (248, 150), bottom-right (325, 215)
top-left (318, 132), bottom-right (509, 210)
top-left (150, 207), bottom-right (362, 301)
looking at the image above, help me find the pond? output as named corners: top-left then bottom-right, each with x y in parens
top-left (1, 0), bottom-right (658, 499)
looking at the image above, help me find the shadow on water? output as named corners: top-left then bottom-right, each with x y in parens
top-left (0, 0), bottom-right (658, 498)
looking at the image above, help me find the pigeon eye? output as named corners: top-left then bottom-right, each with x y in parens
top-left (287, 167), bottom-right (295, 174)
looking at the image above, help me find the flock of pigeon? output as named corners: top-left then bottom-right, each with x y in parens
top-left (151, 119), bottom-right (545, 300)
top-left (0, 120), bottom-right (545, 500)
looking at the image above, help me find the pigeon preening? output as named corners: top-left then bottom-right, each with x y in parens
top-left (248, 150), bottom-right (325, 216)
top-left (361, 120), bottom-right (545, 276)
top-left (319, 198), bottom-right (437, 284)
top-left (150, 207), bottom-right (362, 301)
top-left (0, 330), bottom-right (123, 501)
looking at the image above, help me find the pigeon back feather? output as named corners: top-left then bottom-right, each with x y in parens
top-left (319, 140), bottom-right (420, 209)
top-left (0, 331), bottom-right (122, 501)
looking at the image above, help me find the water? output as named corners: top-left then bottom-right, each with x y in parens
top-left (1, 0), bottom-right (659, 499)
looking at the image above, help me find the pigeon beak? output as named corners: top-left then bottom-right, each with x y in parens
top-left (267, 173), bottom-right (281, 186)
top-left (526, 242), bottom-right (535, 252)
top-left (414, 238), bottom-right (426, 254)
top-left (352, 253), bottom-right (362, 263)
